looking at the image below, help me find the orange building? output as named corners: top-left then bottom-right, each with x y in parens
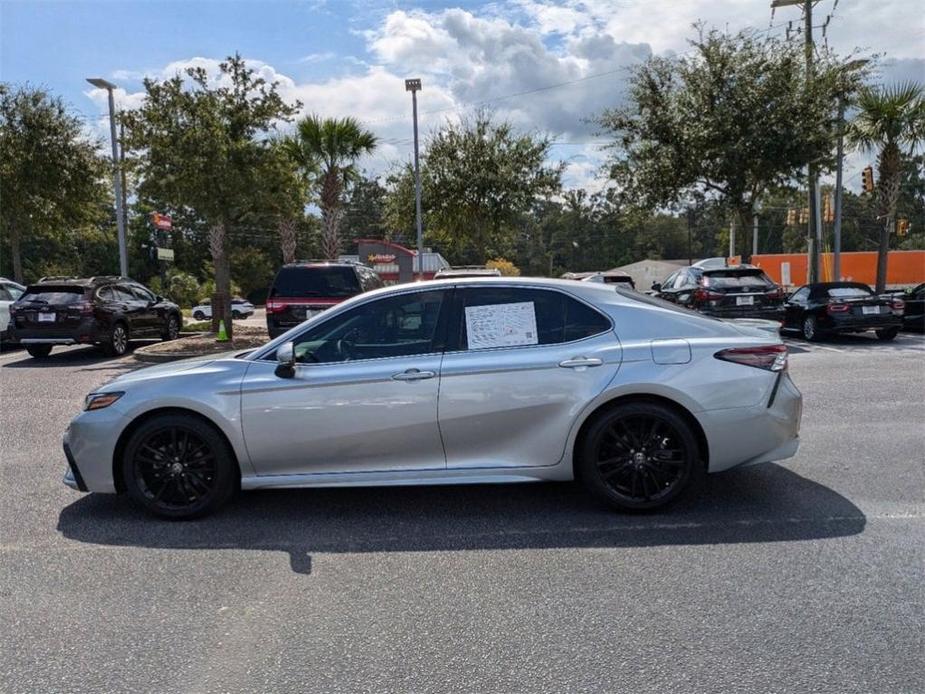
top-left (741, 251), bottom-right (925, 288)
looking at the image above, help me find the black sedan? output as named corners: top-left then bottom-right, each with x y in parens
top-left (781, 282), bottom-right (904, 341)
top-left (891, 283), bottom-right (925, 331)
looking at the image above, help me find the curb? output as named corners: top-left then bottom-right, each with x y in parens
top-left (133, 332), bottom-right (218, 363)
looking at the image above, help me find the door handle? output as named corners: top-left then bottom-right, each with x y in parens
top-left (392, 368), bottom-right (436, 381)
top-left (558, 357), bottom-right (603, 369)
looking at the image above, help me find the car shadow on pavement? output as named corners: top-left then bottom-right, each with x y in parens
top-left (2, 344), bottom-right (150, 371)
top-left (57, 463), bottom-right (865, 575)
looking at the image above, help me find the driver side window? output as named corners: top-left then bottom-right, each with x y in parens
top-left (291, 290), bottom-right (448, 364)
top-left (791, 287), bottom-right (810, 304)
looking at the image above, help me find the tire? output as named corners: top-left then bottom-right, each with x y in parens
top-left (802, 315), bottom-right (820, 341)
top-left (577, 401), bottom-right (701, 512)
top-left (104, 322), bottom-right (129, 356)
top-left (876, 326), bottom-right (899, 341)
top-left (232, 311), bottom-right (241, 320)
top-left (162, 314), bottom-right (181, 341)
top-left (193, 311), bottom-right (205, 321)
top-left (26, 344), bottom-right (53, 358)
top-left (121, 414), bottom-right (238, 519)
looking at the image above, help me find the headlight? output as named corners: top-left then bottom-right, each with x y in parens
top-left (84, 391), bottom-right (124, 411)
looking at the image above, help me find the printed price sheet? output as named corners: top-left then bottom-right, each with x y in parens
top-left (464, 301), bottom-right (538, 349)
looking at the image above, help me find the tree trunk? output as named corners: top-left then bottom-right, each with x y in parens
top-left (278, 218), bottom-right (298, 264)
top-left (875, 143), bottom-right (901, 294)
top-left (209, 222), bottom-right (233, 340)
top-left (320, 172), bottom-right (344, 260)
top-left (9, 221), bottom-right (23, 283)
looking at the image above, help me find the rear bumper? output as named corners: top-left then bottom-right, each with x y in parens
top-left (701, 306), bottom-right (784, 320)
top-left (823, 315), bottom-right (902, 332)
top-left (699, 371), bottom-right (802, 473)
top-left (10, 320), bottom-right (106, 345)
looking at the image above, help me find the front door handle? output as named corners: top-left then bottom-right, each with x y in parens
top-left (392, 368), bottom-right (436, 381)
top-left (558, 357), bottom-right (603, 369)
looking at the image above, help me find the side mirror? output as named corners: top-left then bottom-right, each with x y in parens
top-left (275, 341), bottom-right (296, 379)
top-left (651, 282), bottom-right (662, 292)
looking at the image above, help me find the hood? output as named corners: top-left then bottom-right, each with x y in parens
top-left (106, 351), bottom-right (241, 386)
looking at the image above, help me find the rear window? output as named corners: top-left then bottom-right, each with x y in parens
top-left (270, 266), bottom-right (360, 298)
top-left (19, 286), bottom-right (86, 305)
top-left (702, 270), bottom-right (773, 289)
top-left (827, 286), bottom-right (872, 298)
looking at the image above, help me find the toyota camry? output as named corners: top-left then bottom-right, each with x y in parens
top-left (63, 278), bottom-right (802, 519)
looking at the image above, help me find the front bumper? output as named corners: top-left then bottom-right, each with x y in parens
top-left (61, 408), bottom-right (126, 494)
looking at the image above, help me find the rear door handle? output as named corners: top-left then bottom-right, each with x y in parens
top-left (558, 357), bottom-right (603, 369)
top-left (392, 368), bottom-right (436, 381)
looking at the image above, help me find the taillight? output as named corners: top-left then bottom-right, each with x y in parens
top-left (827, 302), bottom-right (850, 314)
top-left (76, 301), bottom-right (94, 315)
top-left (693, 288), bottom-right (723, 303)
top-left (715, 344), bottom-right (788, 372)
top-left (765, 287), bottom-right (784, 299)
top-left (891, 298), bottom-right (905, 313)
top-left (266, 299), bottom-right (284, 314)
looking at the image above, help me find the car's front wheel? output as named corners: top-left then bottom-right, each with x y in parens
top-left (577, 402), bottom-right (701, 512)
top-left (122, 414), bottom-right (238, 519)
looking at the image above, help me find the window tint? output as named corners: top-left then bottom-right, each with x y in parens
top-left (661, 271), bottom-right (678, 288)
top-left (19, 287), bottom-right (86, 305)
top-left (4, 285), bottom-right (23, 300)
top-left (0, 287), bottom-right (10, 301)
top-left (129, 285), bottom-right (156, 302)
top-left (270, 266), bottom-right (361, 298)
top-left (791, 287), bottom-right (810, 303)
top-left (97, 287), bottom-right (115, 302)
top-left (673, 272), bottom-right (690, 289)
top-left (291, 290), bottom-right (447, 364)
top-left (457, 287), bottom-right (609, 350)
top-left (113, 286), bottom-right (137, 302)
top-left (703, 270), bottom-right (774, 289)
top-left (826, 286), bottom-right (872, 298)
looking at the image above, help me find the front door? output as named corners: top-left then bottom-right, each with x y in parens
top-left (241, 288), bottom-right (452, 476)
top-left (438, 286), bottom-right (622, 469)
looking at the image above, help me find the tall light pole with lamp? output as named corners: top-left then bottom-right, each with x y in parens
top-left (405, 78), bottom-right (424, 279)
top-left (87, 77), bottom-right (127, 277)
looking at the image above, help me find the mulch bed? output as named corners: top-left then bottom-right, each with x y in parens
top-left (134, 326), bottom-right (269, 362)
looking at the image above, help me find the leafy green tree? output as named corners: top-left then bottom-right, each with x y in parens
top-left (342, 175), bottom-right (388, 242)
top-left (600, 27), bottom-right (865, 259)
top-left (284, 115), bottom-right (377, 259)
top-left (0, 83), bottom-right (108, 282)
top-left (847, 82), bottom-right (925, 291)
top-left (121, 54), bottom-right (298, 336)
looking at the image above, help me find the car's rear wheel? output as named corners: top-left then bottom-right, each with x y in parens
top-left (104, 323), bottom-right (129, 356)
top-left (193, 311), bottom-right (205, 321)
top-left (232, 311), bottom-right (241, 319)
top-left (122, 414), bottom-right (237, 519)
top-left (875, 326), bottom-right (899, 341)
top-left (802, 315), bottom-right (819, 341)
top-left (577, 402), bottom-right (700, 512)
top-left (26, 344), bottom-right (53, 358)
top-left (162, 314), bottom-right (180, 341)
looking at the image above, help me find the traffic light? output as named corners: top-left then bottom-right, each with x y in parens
top-left (862, 166), bottom-right (875, 193)
top-left (822, 193), bottom-right (834, 223)
top-left (897, 218), bottom-right (911, 236)
top-left (786, 208), bottom-right (797, 226)
top-left (799, 207), bottom-right (809, 225)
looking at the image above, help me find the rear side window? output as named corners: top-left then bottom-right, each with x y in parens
top-left (457, 287), bottom-right (610, 350)
top-left (19, 287), bottom-right (86, 305)
top-left (703, 270), bottom-right (773, 289)
top-left (270, 266), bottom-right (361, 298)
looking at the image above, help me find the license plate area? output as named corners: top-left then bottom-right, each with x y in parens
top-left (862, 306), bottom-right (880, 315)
top-left (37, 313), bottom-right (56, 322)
top-left (736, 296), bottom-right (755, 306)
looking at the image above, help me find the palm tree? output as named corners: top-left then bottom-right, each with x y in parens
top-left (848, 82), bottom-right (925, 292)
top-left (284, 115), bottom-right (377, 259)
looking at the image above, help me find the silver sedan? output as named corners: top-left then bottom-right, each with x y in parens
top-left (63, 278), bottom-right (802, 519)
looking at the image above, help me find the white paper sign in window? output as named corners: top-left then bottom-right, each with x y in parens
top-left (464, 301), bottom-right (538, 349)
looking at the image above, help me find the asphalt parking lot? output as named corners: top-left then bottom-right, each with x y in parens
top-left (1, 332), bottom-right (923, 693)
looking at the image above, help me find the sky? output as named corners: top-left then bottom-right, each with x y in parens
top-left (1, 0), bottom-right (923, 192)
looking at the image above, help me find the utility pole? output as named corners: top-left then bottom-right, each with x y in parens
top-left (87, 78), bottom-right (127, 277)
top-left (752, 213), bottom-right (759, 259)
top-left (729, 215), bottom-right (736, 263)
top-left (119, 120), bottom-right (129, 260)
top-left (686, 208), bottom-right (694, 266)
top-left (405, 78), bottom-right (424, 279)
top-left (771, 0), bottom-right (819, 282)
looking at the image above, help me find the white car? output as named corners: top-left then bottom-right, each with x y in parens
top-left (0, 278), bottom-right (25, 343)
top-left (191, 298), bottom-right (255, 321)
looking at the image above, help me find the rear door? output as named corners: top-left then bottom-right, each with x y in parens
top-left (703, 269), bottom-right (777, 311)
top-left (438, 286), bottom-right (622, 469)
top-left (15, 285), bottom-right (87, 335)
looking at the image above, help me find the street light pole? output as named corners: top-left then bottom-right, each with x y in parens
top-left (405, 78), bottom-right (424, 280)
top-left (87, 78), bottom-right (127, 277)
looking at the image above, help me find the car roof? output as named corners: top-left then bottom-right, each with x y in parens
top-left (31, 275), bottom-right (137, 287)
top-left (279, 261), bottom-right (365, 269)
top-left (702, 265), bottom-right (763, 275)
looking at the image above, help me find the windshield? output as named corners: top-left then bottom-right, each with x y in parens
top-left (703, 270), bottom-right (773, 289)
top-left (19, 287), bottom-right (86, 305)
top-left (827, 286), bottom-right (872, 298)
top-left (270, 266), bottom-right (360, 298)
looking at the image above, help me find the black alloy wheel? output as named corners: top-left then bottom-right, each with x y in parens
top-left (105, 323), bottom-right (129, 356)
top-left (579, 402), bottom-right (700, 512)
top-left (123, 415), bottom-right (236, 519)
top-left (26, 344), bottom-right (53, 358)
top-left (163, 314), bottom-right (180, 341)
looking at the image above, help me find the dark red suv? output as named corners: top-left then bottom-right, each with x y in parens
top-left (266, 261), bottom-right (383, 338)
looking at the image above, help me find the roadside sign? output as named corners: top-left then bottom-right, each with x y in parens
top-left (156, 247), bottom-right (175, 261)
top-left (150, 212), bottom-right (173, 230)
